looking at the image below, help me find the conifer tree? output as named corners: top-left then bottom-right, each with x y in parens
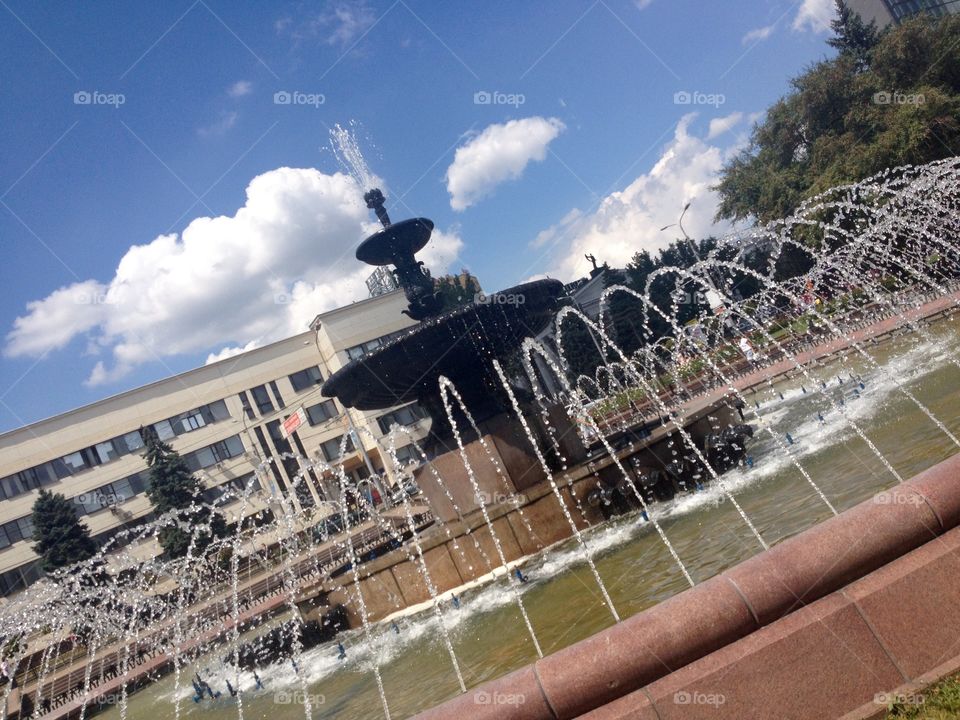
top-left (32, 489), bottom-right (97, 573)
top-left (143, 426), bottom-right (226, 559)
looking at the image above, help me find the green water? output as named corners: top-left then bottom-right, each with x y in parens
top-left (97, 318), bottom-right (960, 720)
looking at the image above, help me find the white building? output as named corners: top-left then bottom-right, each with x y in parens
top-left (847, 0), bottom-right (959, 27)
top-left (0, 289), bottom-right (429, 597)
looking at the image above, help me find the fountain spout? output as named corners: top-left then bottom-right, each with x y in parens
top-left (364, 188), bottom-right (392, 228)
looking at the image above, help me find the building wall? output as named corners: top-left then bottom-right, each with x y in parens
top-left (0, 289), bottom-right (429, 597)
top-left (847, 0), bottom-right (960, 26)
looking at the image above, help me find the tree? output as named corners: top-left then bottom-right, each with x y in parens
top-left (827, 1), bottom-right (881, 71)
top-left (715, 13), bottom-right (960, 224)
top-left (143, 426), bottom-right (226, 559)
top-left (32, 489), bottom-right (97, 573)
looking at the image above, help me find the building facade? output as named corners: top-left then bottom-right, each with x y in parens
top-left (847, 0), bottom-right (959, 26)
top-left (0, 289), bottom-right (429, 598)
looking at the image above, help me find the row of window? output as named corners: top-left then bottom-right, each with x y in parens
top-left (74, 472), bottom-right (149, 515)
top-left (0, 437), bottom-right (247, 551)
top-left (184, 435), bottom-right (246, 472)
top-left (239, 366), bottom-right (325, 421)
top-left (345, 331), bottom-right (407, 361)
top-left (152, 400), bottom-right (231, 442)
top-left (201, 473), bottom-right (262, 505)
top-left (0, 399), bottom-right (231, 502)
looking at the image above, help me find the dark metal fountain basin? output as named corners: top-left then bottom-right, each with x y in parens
top-left (321, 278), bottom-right (564, 412)
top-left (355, 218), bottom-right (434, 266)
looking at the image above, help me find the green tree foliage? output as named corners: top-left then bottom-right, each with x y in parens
top-left (143, 426), bottom-right (226, 559)
top-left (715, 12), bottom-right (960, 224)
top-left (827, 0), bottom-right (881, 70)
top-left (31, 489), bottom-right (97, 573)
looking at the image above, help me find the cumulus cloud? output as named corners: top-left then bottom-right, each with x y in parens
top-left (446, 117), bottom-right (566, 211)
top-left (5, 168), bottom-right (463, 385)
top-left (534, 113), bottom-right (749, 281)
top-left (793, 0), bottom-right (834, 33)
top-left (742, 25), bottom-right (775, 44)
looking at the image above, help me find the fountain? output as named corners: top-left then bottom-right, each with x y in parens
top-left (0, 151), bottom-right (958, 720)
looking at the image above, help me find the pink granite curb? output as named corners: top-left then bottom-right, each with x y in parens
top-left (413, 452), bottom-right (960, 720)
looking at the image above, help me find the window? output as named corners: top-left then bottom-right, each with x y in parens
top-left (238, 391), bottom-right (255, 420)
top-left (319, 434), bottom-right (355, 462)
top-left (289, 366), bottom-right (323, 392)
top-left (186, 446), bottom-right (215, 472)
top-left (95, 440), bottom-right (120, 464)
top-left (202, 473), bottom-right (261, 504)
top-left (266, 420), bottom-right (292, 454)
top-left (49, 458), bottom-right (72, 480)
top-left (116, 430), bottom-right (145, 454)
top-left (346, 338), bottom-right (383, 361)
top-left (153, 419), bottom-right (175, 441)
top-left (128, 472), bottom-right (148, 495)
top-left (207, 399), bottom-right (230, 422)
top-left (306, 400), bottom-right (338, 425)
top-left (213, 435), bottom-right (245, 462)
top-left (377, 404), bottom-right (426, 434)
top-left (173, 408), bottom-right (207, 434)
top-left (185, 435), bottom-right (243, 471)
top-left (393, 444), bottom-right (422, 466)
top-left (269, 381), bottom-right (285, 409)
top-left (111, 477), bottom-right (133, 502)
top-left (0, 518), bottom-right (31, 545)
top-left (62, 449), bottom-right (97, 473)
top-left (249, 385), bottom-right (274, 414)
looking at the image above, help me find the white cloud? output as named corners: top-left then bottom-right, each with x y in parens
top-left (742, 25), bottom-right (775, 44)
top-left (535, 114), bottom-right (747, 281)
top-left (278, 2), bottom-right (376, 47)
top-left (205, 340), bottom-right (261, 365)
top-left (634, 0), bottom-right (654, 9)
top-left (793, 0), bottom-right (834, 33)
top-left (708, 111), bottom-right (744, 139)
top-left (446, 117), bottom-right (566, 211)
top-left (5, 169), bottom-right (463, 386)
top-left (228, 80), bottom-right (253, 98)
top-left (198, 111), bottom-right (238, 137)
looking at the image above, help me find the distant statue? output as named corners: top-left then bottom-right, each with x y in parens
top-left (585, 253), bottom-right (598, 272)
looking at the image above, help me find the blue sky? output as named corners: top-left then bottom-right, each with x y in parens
top-left (0, 0), bottom-right (838, 432)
